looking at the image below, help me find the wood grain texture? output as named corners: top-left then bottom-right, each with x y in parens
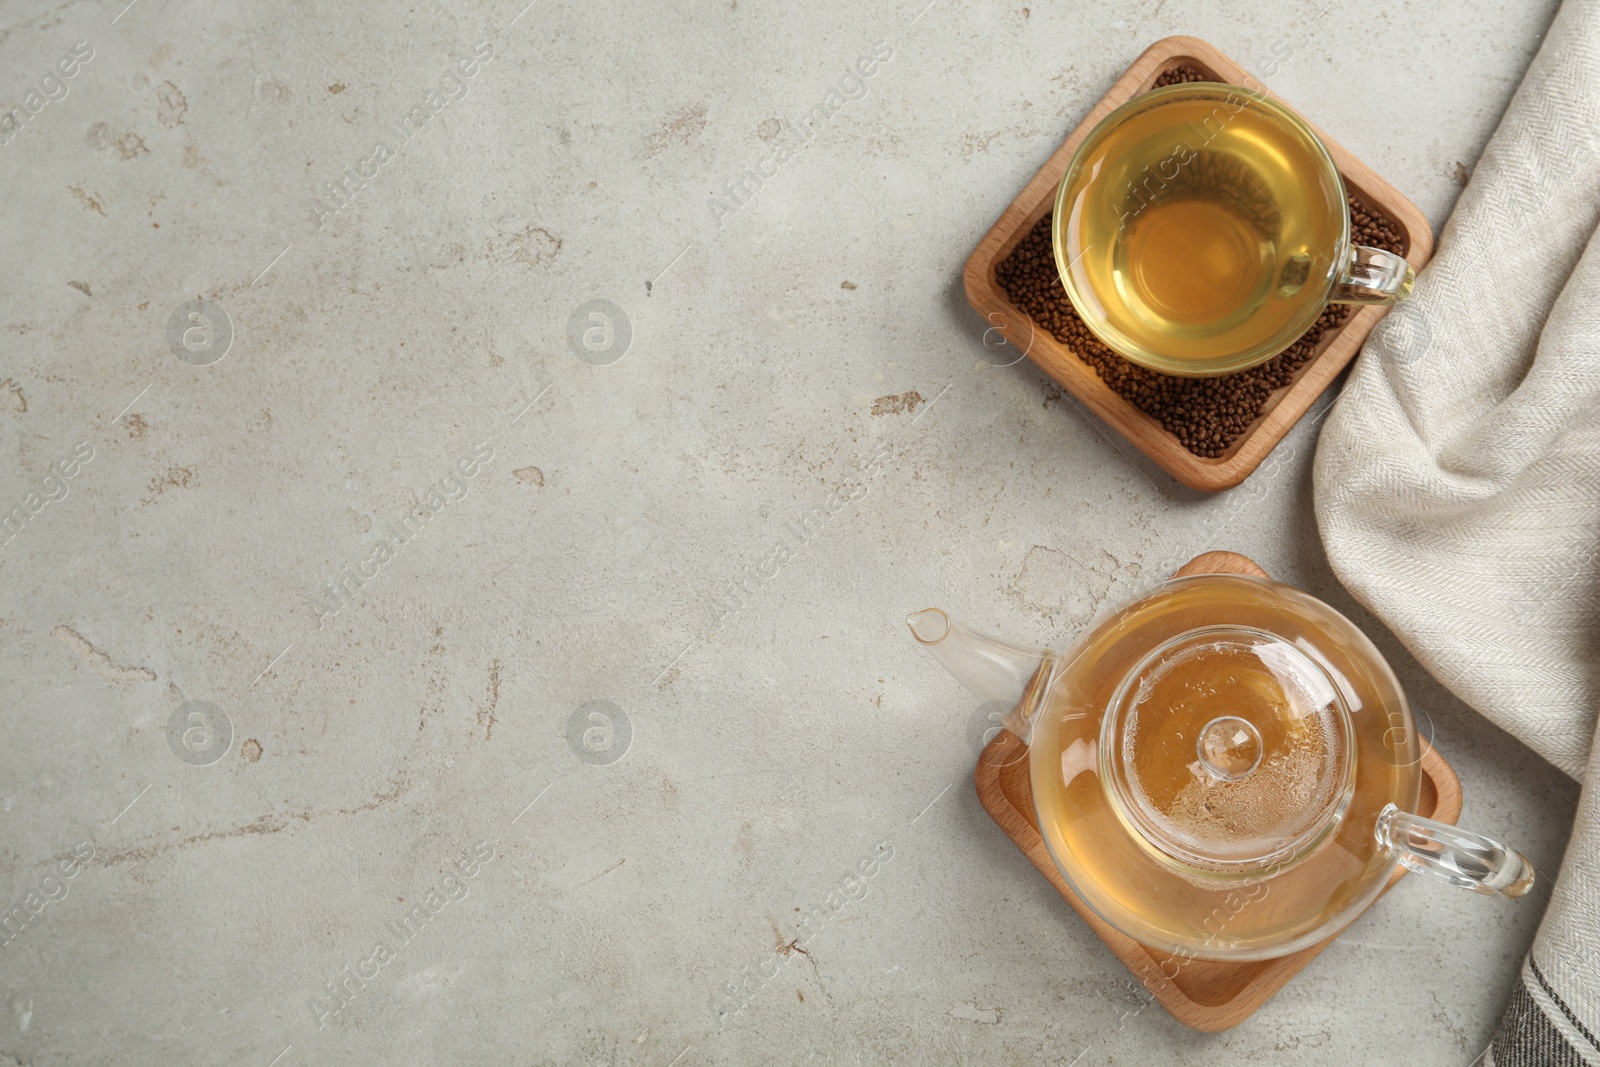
top-left (962, 36), bottom-right (1436, 491)
top-left (974, 551), bottom-right (1461, 1031)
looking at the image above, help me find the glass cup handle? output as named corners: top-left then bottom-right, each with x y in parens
top-left (1374, 803), bottom-right (1535, 898)
top-left (1330, 245), bottom-right (1415, 305)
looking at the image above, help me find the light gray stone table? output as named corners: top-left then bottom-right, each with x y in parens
top-left (0, 0), bottom-right (1577, 1063)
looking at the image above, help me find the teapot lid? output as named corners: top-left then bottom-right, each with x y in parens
top-left (1100, 626), bottom-right (1357, 877)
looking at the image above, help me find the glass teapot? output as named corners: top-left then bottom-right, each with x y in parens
top-left (907, 565), bottom-right (1533, 961)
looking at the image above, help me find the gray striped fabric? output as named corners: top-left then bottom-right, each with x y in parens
top-left (1315, 0), bottom-right (1600, 1063)
top-left (1487, 957), bottom-right (1600, 1066)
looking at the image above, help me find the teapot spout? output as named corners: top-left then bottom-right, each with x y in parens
top-left (906, 609), bottom-right (1051, 744)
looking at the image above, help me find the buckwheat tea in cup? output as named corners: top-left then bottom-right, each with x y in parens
top-left (1052, 83), bottom-right (1413, 377)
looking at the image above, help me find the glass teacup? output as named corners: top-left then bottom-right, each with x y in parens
top-left (1052, 83), bottom-right (1413, 378)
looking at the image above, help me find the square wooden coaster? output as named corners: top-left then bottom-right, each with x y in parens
top-left (962, 37), bottom-right (1435, 491)
top-left (974, 551), bottom-right (1463, 1030)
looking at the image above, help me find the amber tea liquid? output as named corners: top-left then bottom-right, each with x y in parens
top-left (1056, 91), bottom-right (1344, 369)
top-left (1030, 576), bottom-right (1419, 958)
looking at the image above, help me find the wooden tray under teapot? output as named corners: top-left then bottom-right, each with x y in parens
top-left (974, 551), bottom-right (1463, 1031)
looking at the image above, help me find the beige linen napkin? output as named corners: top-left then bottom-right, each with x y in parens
top-left (1314, 0), bottom-right (1600, 1061)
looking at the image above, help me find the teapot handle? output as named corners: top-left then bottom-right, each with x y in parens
top-left (1374, 804), bottom-right (1535, 898)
